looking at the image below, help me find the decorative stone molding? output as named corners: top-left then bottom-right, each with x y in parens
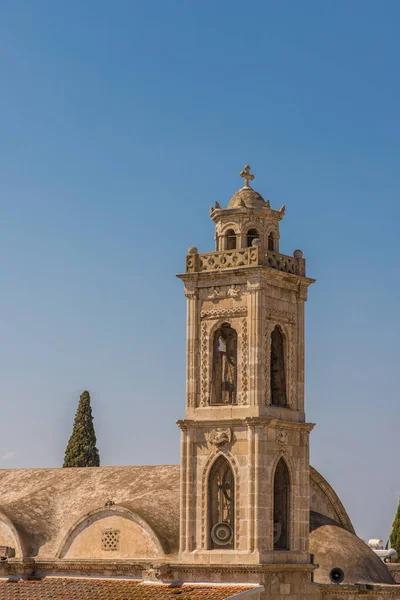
top-left (207, 428), bottom-right (232, 447)
top-left (239, 317), bottom-right (248, 405)
top-left (265, 309), bottom-right (296, 325)
top-left (200, 321), bottom-right (209, 407)
top-left (200, 307), bottom-right (247, 320)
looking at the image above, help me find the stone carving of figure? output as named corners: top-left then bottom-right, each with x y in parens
top-left (211, 324), bottom-right (237, 405)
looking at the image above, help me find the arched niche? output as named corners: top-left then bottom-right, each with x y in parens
top-left (270, 326), bottom-right (287, 407)
top-left (225, 228), bottom-right (237, 250)
top-left (57, 506), bottom-right (165, 560)
top-left (208, 455), bottom-right (235, 550)
top-left (273, 457), bottom-right (290, 550)
top-left (0, 511), bottom-right (24, 558)
top-left (211, 323), bottom-right (237, 405)
top-left (246, 228), bottom-right (259, 247)
top-left (268, 231), bottom-right (275, 251)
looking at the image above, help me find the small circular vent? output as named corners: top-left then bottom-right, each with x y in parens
top-left (211, 522), bottom-right (233, 546)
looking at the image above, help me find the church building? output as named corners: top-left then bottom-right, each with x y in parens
top-left (0, 167), bottom-right (398, 599)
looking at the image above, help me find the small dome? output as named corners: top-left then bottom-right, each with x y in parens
top-left (310, 512), bottom-right (394, 585)
top-left (228, 186), bottom-right (266, 209)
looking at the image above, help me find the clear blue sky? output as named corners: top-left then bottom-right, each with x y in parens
top-left (1, 0), bottom-right (399, 542)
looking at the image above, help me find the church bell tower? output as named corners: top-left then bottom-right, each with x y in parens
top-left (177, 166), bottom-right (315, 565)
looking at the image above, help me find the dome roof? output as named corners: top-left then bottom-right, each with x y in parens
top-left (228, 186), bottom-right (266, 209)
top-left (310, 512), bottom-right (394, 585)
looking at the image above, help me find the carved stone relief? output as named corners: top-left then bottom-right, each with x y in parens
top-left (276, 429), bottom-right (288, 445)
top-left (205, 285), bottom-right (242, 300)
top-left (207, 428), bottom-right (232, 447)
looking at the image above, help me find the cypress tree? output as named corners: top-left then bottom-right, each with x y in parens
top-left (390, 498), bottom-right (400, 556)
top-left (63, 390), bottom-right (100, 467)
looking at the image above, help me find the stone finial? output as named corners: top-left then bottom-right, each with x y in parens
top-left (293, 249), bottom-right (303, 258)
top-left (188, 246), bottom-right (198, 254)
top-left (240, 165), bottom-right (254, 188)
top-left (251, 238), bottom-right (261, 247)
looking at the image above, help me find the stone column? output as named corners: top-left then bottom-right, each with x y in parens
top-left (296, 285), bottom-right (307, 413)
top-left (247, 281), bottom-right (262, 407)
top-left (185, 284), bottom-right (199, 409)
top-left (178, 423), bottom-right (187, 554)
top-left (185, 428), bottom-right (195, 551)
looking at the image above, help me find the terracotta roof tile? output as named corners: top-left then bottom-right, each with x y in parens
top-left (0, 578), bottom-right (258, 600)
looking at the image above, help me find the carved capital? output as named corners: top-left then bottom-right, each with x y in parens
top-left (298, 285), bottom-right (308, 301)
top-left (184, 283), bottom-right (199, 299)
top-left (246, 281), bottom-right (261, 294)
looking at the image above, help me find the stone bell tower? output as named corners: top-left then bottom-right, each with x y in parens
top-left (177, 166), bottom-right (315, 566)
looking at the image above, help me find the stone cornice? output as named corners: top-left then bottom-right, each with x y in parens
top-left (177, 268), bottom-right (315, 291)
top-left (177, 418), bottom-right (315, 432)
top-left (210, 206), bottom-right (284, 224)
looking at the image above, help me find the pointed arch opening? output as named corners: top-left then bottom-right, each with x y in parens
top-left (246, 228), bottom-right (259, 247)
top-left (268, 232), bottom-right (275, 251)
top-left (211, 323), bottom-right (237, 405)
top-left (273, 457), bottom-right (290, 550)
top-left (225, 229), bottom-right (237, 250)
top-left (208, 455), bottom-right (235, 549)
top-left (270, 326), bottom-right (287, 407)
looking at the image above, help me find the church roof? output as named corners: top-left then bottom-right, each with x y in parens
top-left (227, 186), bottom-right (266, 209)
top-left (310, 512), bottom-right (395, 585)
top-left (0, 578), bottom-right (262, 599)
top-left (0, 465), bottom-right (353, 560)
top-left (0, 465), bottom-right (180, 558)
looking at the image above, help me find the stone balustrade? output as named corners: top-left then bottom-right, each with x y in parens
top-left (186, 246), bottom-right (261, 273)
top-left (265, 250), bottom-right (306, 276)
top-left (186, 246), bottom-right (306, 276)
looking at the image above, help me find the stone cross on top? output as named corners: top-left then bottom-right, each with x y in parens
top-left (240, 165), bottom-right (254, 188)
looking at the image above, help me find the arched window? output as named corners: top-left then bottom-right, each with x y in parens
top-left (274, 458), bottom-right (290, 550)
top-left (226, 229), bottom-right (237, 250)
top-left (270, 326), bottom-right (287, 407)
top-left (268, 232), bottom-right (275, 251)
top-left (246, 228), bottom-right (259, 247)
top-left (211, 323), bottom-right (237, 405)
top-left (208, 455), bottom-right (234, 549)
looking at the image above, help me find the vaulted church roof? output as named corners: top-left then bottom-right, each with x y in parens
top-left (0, 465), bottom-right (180, 558)
top-left (0, 464), bottom-right (351, 561)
